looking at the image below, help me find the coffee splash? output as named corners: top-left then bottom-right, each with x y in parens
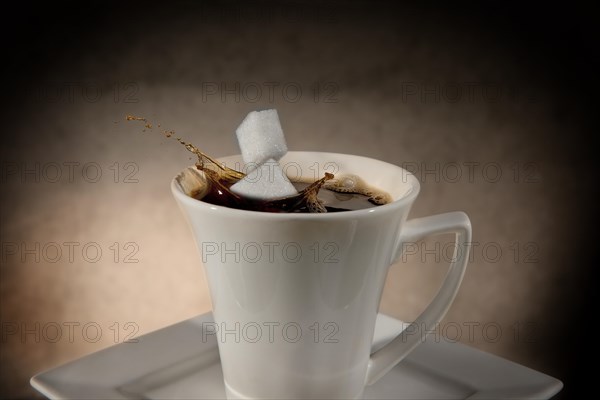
top-left (324, 175), bottom-right (392, 205)
top-left (125, 115), bottom-right (391, 213)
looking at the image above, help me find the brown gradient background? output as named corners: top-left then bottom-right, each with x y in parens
top-left (0, 2), bottom-right (596, 399)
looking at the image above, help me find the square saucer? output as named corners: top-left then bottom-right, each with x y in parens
top-left (31, 313), bottom-right (562, 399)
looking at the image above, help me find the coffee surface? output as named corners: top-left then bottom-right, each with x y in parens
top-left (194, 179), bottom-right (381, 213)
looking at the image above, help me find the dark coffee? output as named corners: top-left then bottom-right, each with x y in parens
top-left (192, 176), bottom-right (383, 213)
top-left (175, 160), bottom-right (392, 214)
top-left (293, 181), bottom-right (381, 212)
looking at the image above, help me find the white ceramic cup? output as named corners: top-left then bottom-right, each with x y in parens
top-left (172, 151), bottom-right (471, 399)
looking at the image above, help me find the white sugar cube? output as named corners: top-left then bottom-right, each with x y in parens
top-left (236, 109), bottom-right (288, 166)
top-left (230, 159), bottom-right (297, 200)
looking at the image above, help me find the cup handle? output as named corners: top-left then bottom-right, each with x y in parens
top-left (365, 211), bottom-right (472, 385)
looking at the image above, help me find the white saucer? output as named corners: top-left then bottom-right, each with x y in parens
top-left (31, 313), bottom-right (562, 399)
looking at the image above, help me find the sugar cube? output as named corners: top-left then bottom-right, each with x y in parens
top-left (236, 109), bottom-right (288, 166)
top-left (230, 159), bottom-right (297, 200)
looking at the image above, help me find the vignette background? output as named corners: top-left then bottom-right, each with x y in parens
top-left (1, 2), bottom-right (596, 398)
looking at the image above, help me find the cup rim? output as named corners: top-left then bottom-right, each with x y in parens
top-left (171, 151), bottom-right (420, 220)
